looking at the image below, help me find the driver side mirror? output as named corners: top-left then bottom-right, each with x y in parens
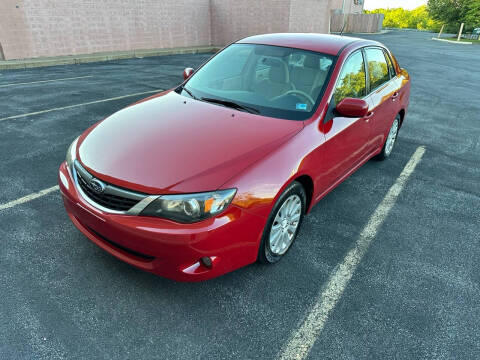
top-left (335, 98), bottom-right (369, 118)
top-left (183, 67), bottom-right (194, 80)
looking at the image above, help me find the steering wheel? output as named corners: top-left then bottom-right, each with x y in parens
top-left (272, 90), bottom-right (315, 107)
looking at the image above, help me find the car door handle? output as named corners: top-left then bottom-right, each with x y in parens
top-left (391, 92), bottom-right (399, 100)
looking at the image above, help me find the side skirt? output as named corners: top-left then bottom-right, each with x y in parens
top-left (308, 147), bottom-right (382, 213)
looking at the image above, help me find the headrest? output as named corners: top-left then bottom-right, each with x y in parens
top-left (263, 58), bottom-right (289, 83)
top-left (303, 55), bottom-right (319, 69)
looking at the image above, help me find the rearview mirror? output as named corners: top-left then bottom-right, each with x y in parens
top-left (335, 98), bottom-right (369, 118)
top-left (183, 67), bottom-right (194, 80)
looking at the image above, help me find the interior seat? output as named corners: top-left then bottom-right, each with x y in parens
top-left (290, 55), bottom-right (326, 100)
top-left (252, 58), bottom-right (292, 99)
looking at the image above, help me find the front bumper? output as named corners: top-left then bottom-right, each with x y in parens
top-left (58, 162), bottom-right (266, 281)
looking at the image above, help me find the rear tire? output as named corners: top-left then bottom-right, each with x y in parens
top-left (257, 181), bottom-right (306, 264)
top-left (374, 115), bottom-right (400, 161)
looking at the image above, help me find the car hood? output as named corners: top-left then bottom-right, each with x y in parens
top-left (78, 91), bottom-right (303, 194)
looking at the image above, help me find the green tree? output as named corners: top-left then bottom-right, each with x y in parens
top-left (366, 6), bottom-right (442, 31)
top-left (465, 0), bottom-right (480, 27)
top-left (427, 0), bottom-right (469, 25)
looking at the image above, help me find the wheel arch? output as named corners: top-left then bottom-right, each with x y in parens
top-left (293, 174), bottom-right (314, 214)
top-left (398, 109), bottom-right (406, 128)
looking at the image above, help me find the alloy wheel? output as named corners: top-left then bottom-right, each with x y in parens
top-left (269, 194), bottom-right (302, 255)
top-left (385, 118), bottom-right (399, 156)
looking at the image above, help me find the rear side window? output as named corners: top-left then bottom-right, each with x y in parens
top-left (365, 48), bottom-right (390, 90)
top-left (384, 50), bottom-right (396, 77)
top-left (333, 51), bottom-right (366, 105)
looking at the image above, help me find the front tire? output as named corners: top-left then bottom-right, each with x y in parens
top-left (258, 181), bottom-right (306, 264)
top-left (374, 115), bottom-right (400, 161)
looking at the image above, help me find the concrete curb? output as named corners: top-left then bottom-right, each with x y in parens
top-left (331, 30), bottom-right (391, 35)
top-left (0, 46), bottom-right (221, 70)
top-left (431, 38), bottom-right (472, 45)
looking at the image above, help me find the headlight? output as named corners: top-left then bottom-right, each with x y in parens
top-left (66, 136), bottom-right (80, 168)
top-left (140, 189), bottom-right (237, 223)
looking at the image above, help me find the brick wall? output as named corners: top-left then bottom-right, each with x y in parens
top-left (0, 0), bottom-right (30, 60)
top-left (0, 0), bottom-right (211, 60)
top-left (289, 0), bottom-right (331, 34)
top-left (210, 0), bottom-right (291, 46)
top-left (211, 0), bottom-right (331, 46)
top-left (0, 0), bottom-right (333, 61)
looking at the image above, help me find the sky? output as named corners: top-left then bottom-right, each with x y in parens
top-left (364, 0), bottom-right (428, 10)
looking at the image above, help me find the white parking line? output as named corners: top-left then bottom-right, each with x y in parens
top-left (0, 75), bottom-right (93, 88)
top-left (0, 186), bottom-right (59, 211)
top-left (278, 146), bottom-right (426, 360)
top-left (0, 89), bottom-right (163, 122)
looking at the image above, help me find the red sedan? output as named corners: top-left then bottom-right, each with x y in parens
top-left (59, 33), bottom-right (410, 281)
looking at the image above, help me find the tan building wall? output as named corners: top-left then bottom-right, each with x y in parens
top-left (0, 0), bottom-right (212, 60)
top-left (330, 0), bottom-right (364, 14)
top-left (210, 0), bottom-right (291, 46)
top-left (289, 0), bottom-right (332, 33)
top-left (0, 0), bottom-right (333, 61)
top-left (211, 0), bottom-right (331, 46)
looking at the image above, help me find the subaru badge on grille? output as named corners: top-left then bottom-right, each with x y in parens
top-left (89, 178), bottom-right (106, 194)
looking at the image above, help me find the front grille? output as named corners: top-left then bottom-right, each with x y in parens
top-left (74, 161), bottom-right (144, 212)
top-left (77, 174), bottom-right (138, 210)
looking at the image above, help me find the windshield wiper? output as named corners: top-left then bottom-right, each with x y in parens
top-left (180, 85), bottom-right (198, 100)
top-left (200, 97), bottom-right (260, 114)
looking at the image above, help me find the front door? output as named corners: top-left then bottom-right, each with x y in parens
top-left (319, 50), bottom-right (373, 189)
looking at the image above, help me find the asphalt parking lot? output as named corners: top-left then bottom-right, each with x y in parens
top-left (1, 30), bottom-right (479, 359)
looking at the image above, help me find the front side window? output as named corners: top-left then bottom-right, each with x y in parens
top-left (365, 48), bottom-right (390, 90)
top-left (180, 43), bottom-right (335, 120)
top-left (333, 51), bottom-right (366, 105)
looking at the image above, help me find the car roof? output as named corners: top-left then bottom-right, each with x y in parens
top-left (236, 33), bottom-right (381, 56)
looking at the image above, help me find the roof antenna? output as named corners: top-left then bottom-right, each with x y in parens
top-left (340, 18), bottom-right (347, 36)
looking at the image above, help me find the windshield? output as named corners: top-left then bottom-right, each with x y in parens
top-left (179, 43), bottom-right (335, 120)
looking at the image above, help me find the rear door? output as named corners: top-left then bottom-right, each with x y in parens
top-left (364, 47), bottom-right (403, 149)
